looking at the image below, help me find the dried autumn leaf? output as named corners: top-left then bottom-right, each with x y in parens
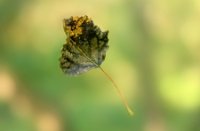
top-left (59, 15), bottom-right (133, 116)
top-left (60, 15), bottom-right (109, 75)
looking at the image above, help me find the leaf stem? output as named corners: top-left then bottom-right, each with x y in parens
top-left (98, 66), bottom-right (134, 116)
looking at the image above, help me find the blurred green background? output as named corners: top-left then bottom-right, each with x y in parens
top-left (0, 0), bottom-right (200, 131)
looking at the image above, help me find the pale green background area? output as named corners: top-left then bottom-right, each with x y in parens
top-left (0, 0), bottom-right (200, 131)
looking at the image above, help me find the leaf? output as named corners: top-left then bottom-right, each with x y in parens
top-left (60, 15), bottom-right (108, 76)
top-left (59, 15), bottom-right (133, 116)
